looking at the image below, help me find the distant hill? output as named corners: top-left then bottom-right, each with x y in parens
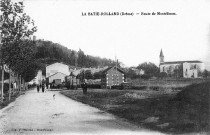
top-left (35, 40), bottom-right (117, 68)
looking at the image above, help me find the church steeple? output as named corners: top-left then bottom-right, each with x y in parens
top-left (159, 49), bottom-right (164, 63)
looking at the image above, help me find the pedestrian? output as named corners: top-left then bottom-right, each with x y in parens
top-left (81, 80), bottom-right (88, 94)
top-left (42, 83), bottom-right (45, 93)
top-left (37, 84), bottom-right (40, 93)
top-left (41, 79), bottom-right (46, 93)
top-left (84, 82), bottom-right (87, 94)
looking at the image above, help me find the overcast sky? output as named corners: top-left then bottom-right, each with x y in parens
top-left (23, 0), bottom-right (210, 69)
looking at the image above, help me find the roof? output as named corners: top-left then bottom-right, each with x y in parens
top-left (160, 49), bottom-right (164, 57)
top-left (102, 66), bottom-right (125, 74)
top-left (69, 66), bottom-right (81, 70)
top-left (46, 62), bottom-right (69, 68)
top-left (160, 60), bottom-right (203, 65)
top-left (46, 72), bottom-right (67, 78)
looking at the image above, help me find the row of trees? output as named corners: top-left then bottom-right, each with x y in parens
top-left (77, 70), bottom-right (103, 80)
top-left (76, 62), bottom-right (160, 81)
top-left (35, 40), bottom-right (118, 68)
top-left (126, 62), bottom-right (159, 79)
top-left (0, 0), bottom-right (39, 101)
top-left (0, 0), bottom-right (121, 102)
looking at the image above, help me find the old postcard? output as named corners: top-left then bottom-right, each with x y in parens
top-left (0, 0), bottom-right (209, 135)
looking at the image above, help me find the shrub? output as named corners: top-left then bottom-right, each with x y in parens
top-left (0, 83), bottom-right (9, 93)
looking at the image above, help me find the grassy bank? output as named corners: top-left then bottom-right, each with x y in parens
top-left (61, 81), bottom-right (209, 134)
top-left (130, 78), bottom-right (208, 88)
top-left (0, 90), bottom-right (26, 110)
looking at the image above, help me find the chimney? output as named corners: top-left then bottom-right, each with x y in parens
top-left (33, 36), bottom-right (36, 41)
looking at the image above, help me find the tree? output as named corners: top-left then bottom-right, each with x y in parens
top-left (126, 68), bottom-right (139, 79)
top-left (93, 71), bottom-right (102, 79)
top-left (3, 40), bottom-right (41, 81)
top-left (0, 0), bottom-right (37, 44)
top-left (0, 0), bottom-right (37, 101)
top-left (77, 70), bottom-right (85, 81)
top-left (33, 39), bottom-right (118, 68)
top-left (69, 50), bottom-right (76, 66)
top-left (158, 72), bottom-right (168, 79)
top-left (77, 49), bottom-right (86, 67)
top-left (77, 69), bottom-right (94, 81)
top-left (202, 69), bottom-right (209, 79)
top-left (137, 62), bottom-right (159, 78)
top-left (84, 70), bottom-right (93, 80)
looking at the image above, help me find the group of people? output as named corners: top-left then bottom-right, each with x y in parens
top-left (37, 83), bottom-right (45, 93)
top-left (36, 79), bottom-right (88, 94)
top-left (37, 79), bottom-right (46, 93)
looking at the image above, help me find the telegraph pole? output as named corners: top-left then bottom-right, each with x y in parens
top-left (1, 66), bottom-right (4, 102)
top-left (0, 19), bottom-right (4, 102)
top-left (9, 69), bottom-right (11, 101)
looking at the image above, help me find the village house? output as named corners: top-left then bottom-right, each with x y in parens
top-left (47, 72), bottom-right (67, 84)
top-left (131, 67), bottom-right (145, 75)
top-left (46, 62), bottom-right (71, 87)
top-left (159, 49), bottom-right (205, 78)
top-left (101, 66), bottom-right (126, 88)
top-left (65, 69), bottom-right (81, 89)
top-left (46, 62), bottom-right (71, 78)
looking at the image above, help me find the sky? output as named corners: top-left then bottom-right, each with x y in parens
top-left (21, 0), bottom-right (210, 69)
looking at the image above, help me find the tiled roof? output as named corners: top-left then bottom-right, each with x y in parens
top-left (102, 66), bottom-right (125, 74)
top-left (46, 72), bottom-right (67, 78)
top-left (160, 60), bottom-right (202, 65)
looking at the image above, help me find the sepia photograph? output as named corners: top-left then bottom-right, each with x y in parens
top-left (0, 0), bottom-right (210, 135)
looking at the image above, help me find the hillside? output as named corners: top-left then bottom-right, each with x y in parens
top-left (165, 81), bottom-right (210, 133)
top-left (35, 40), bottom-right (117, 68)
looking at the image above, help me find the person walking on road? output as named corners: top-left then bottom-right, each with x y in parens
top-left (37, 84), bottom-right (40, 93)
top-left (41, 79), bottom-right (46, 93)
top-left (81, 80), bottom-right (88, 94)
top-left (42, 83), bottom-right (45, 93)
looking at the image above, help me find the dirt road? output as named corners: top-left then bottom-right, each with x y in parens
top-left (0, 88), bottom-right (164, 135)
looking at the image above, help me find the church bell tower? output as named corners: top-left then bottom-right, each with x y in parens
top-left (159, 49), bottom-right (164, 63)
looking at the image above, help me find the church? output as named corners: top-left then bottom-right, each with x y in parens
top-left (159, 49), bottom-right (205, 78)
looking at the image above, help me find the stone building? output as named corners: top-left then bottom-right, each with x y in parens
top-left (101, 66), bottom-right (126, 88)
top-left (159, 49), bottom-right (205, 78)
top-left (46, 62), bottom-right (71, 78)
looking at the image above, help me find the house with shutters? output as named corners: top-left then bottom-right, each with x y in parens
top-left (101, 66), bottom-right (126, 88)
